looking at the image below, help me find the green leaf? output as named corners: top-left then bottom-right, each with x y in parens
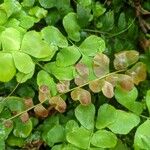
top-left (96, 104), bottom-right (140, 134)
top-left (75, 104), bottom-right (95, 130)
top-left (22, 0), bottom-right (35, 7)
top-left (118, 12), bottom-right (126, 30)
top-left (13, 118), bottom-right (32, 138)
top-left (91, 130), bottom-right (117, 148)
top-left (65, 120), bottom-right (79, 133)
top-left (134, 120), bottom-right (150, 149)
top-left (44, 124), bottom-right (65, 147)
top-left (39, 0), bottom-right (56, 8)
top-left (63, 12), bottom-right (81, 42)
top-left (146, 90), bottom-right (150, 115)
top-left (5, 97), bottom-right (25, 113)
top-left (77, 0), bottom-right (92, 7)
top-left (115, 86), bottom-right (143, 115)
top-left (37, 70), bottom-right (57, 96)
top-left (56, 46), bottom-right (81, 67)
top-left (1, 27), bottom-right (21, 51)
top-left (79, 35), bottom-right (105, 56)
top-left (29, 6), bottom-right (47, 19)
top-left (12, 52), bottom-right (35, 74)
top-left (66, 126), bottom-right (92, 149)
top-left (96, 104), bottom-right (116, 129)
top-left (0, 52), bottom-right (16, 82)
top-left (6, 134), bottom-right (25, 147)
top-left (44, 62), bottom-right (75, 80)
top-left (108, 109), bottom-right (140, 134)
top-left (21, 31), bottom-right (54, 58)
top-left (0, 9), bottom-right (7, 25)
top-left (41, 26), bottom-right (68, 48)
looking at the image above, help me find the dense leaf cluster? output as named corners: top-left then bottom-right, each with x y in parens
top-left (0, 0), bottom-right (150, 149)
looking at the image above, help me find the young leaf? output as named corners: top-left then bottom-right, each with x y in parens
top-left (66, 126), bottom-right (91, 149)
top-left (34, 104), bottom-right (48, 118)
top-left (75, 104), bottom-right (95, 130)
top-left (126, 62), bottom-right (147, 85)
top-left (56, 80), bottom-right (70, 93)
top-left (134, 120), bottom-right (150, 150)
top-left (114, 50), bottom-right (139, 70)
top-left (71, 88), bottom-right (91, 105)
top-left (79, 35), bottom-right (105, 56)
top-left (93, 53), bottom-right (109, 77)
top-left (56, 46), bottom-right (81, 67)
top-left (63, 12), bottom-right (81, 42)
top-left (21, 31), bottom-right (55, 58)
top-left (91, 130), bottom-right (117, 148)
top-left (0, 52), bottom-right (16, 82)
top-left (1, 27), bottom-right (21, 51)
top-left (12, 52), bottom-right (35, 74)
top-left (49, 96), bottom-right (67, 113)
top-left (102, 81), bottom-right (114, 98)
top-left (89, 79), bottom-right (104, 93)
top-left (115, 86), bottom-right (143, 115)
top-left (41, 26), bottom-right (68, 48)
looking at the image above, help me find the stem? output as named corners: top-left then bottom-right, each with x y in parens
top-left (5, 69), bottom-right (125, 122)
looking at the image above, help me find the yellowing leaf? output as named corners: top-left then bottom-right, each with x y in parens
top-left (114, 50), bottom-right (139, 70)
top-left (56, 80), bottom-right (70, 93)
top-left (126, 62), bottom-right (147, 85)
top-left (71, 88), bottom-right (91, 105)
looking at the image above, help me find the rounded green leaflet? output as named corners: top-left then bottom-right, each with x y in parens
top-left (37, 70), bottom-right (57, 96)
top-left (66, 126), bottom-right (92, 149)
top-left (79, 35), bottom-right (105, 56)
top-left (21, 31), bottom-right (54, 58)
top-left (41, 26), bottom-right (68, 48)
top-left (91, 130), bottom-right (117, 148)
top-left (13, 118), bottom-right (32, 138)
top-left (96, 104), bottom-right (117, 129)
top-left (44, 62), bottom-right (75, 80)
top-left (56, 46), bottom-right (81, 67)
top-left (44, 124), bottom-right (65, 147)
top-left (108, 110), bottom-right (140, 134)
top-left (39, 0), bottom-right (56, 8)
top-left (75, 104), bottom-right (95, 130)
top-left (134, 120), bottom-right (150, 149)
top-left (6, 134), bottom-right (25, 147)
top-left (63, 12), bottom-right (81, 42)
top-left (115, 86), bottom-right (143, 115)
top-left (0, 52), bottom-right (16, 82)
top-left (0, 9), bottom-right (7, 25)
top-left (12, 52), bottom-right (35, 74)
top-left (0, 27), bottom-right (21, 51)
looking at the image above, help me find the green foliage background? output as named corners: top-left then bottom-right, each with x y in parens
top-left (0, 0), bottom-right (150, 149)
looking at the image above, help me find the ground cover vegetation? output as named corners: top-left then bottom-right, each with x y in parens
top-left (0, 0), bottom-right (150, 149)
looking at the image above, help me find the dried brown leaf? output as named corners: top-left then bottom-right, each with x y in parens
top-left (74, 74), bottom-right (88, 86)
top-left (102, 81), bottom-right (114, 98)
top-left (75, 63), bottom-right (89, 76)
top-left (114, 50), bottom-right (139, 70)
top-left (89, 79), bottom-right (105, 93)
top-left (50, 96), bottom-right (66, 113)
top-left (24, 98), bottom-right (34, 108)
top-left (56, 80), bottom-right (70, 93)
top-left (20, 112), bottom-right (29, 123)
top-left (34, 104), bottom-right (48, 118)
top-left (39, 85), bottom-right (51, 102)
top-left (93, 53), bottom-right (110, 77)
